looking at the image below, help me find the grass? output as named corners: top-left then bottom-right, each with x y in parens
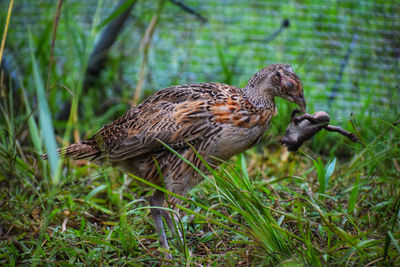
top-left (2, 118), bottom-right (399, 265)
top-left (1, 0), bottom-right (400, 266)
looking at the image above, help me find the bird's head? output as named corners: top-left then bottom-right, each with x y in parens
top-left (274, 64), bottom-right (306, 112)
top-left (244, 64), bottom-right (306, 112)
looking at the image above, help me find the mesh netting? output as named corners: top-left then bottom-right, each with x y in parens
top-left (3, 0), bottom-right (400, 119)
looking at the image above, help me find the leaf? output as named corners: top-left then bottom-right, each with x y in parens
top-left (324, 157), bottom-right (336, 187)
top-left (348, 173), bottom-right (360, 214)
top-left (95, 0), bottom-right (137, 32)
top-left (85, 184), bottom-right (107, 202)
top-left (313, 157), bottom-right (326, 194)
top-left (28, 29), bottom-right (60, 183)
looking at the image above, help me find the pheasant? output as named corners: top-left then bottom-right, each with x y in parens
top-left (49, 64), bottom-right (306, 256)
top-left (282, 110), bottom-right (360, 151)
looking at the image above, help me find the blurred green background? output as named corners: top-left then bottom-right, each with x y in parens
top-left (3, 0), bottom-right (399, 121)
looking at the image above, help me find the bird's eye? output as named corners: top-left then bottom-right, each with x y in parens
top-left (282, 80), bottom-right (294, 90)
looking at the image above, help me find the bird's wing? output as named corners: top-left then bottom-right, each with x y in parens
top-left (89, 83), bottom-right (269, 162)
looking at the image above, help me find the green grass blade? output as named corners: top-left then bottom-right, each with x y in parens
top-left (85, 184), bottom-right (107, 201)
top-left (316, 157), bottom-right (325, 194)
top-left (324, 157), bottom-right (336, 187)
top-left (348, 173), bottom-right (360, 214)
top-left (388, 231), bottom-right (400, 255)
top-left (21, 88), bottom-right (42, 155)
top-left (95, 0), bottom-right (137, 32)
top-left (127, 173), bottom-right (244, 235)
top-left (28, 29), bottom-right (59, 183)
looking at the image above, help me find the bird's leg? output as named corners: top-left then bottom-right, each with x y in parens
top-left (161, 209), bottom-right (180, 236)
top-left (161, 204), bottom-right (184, 248)
top-left (148, 190), bottom-right (172, 259)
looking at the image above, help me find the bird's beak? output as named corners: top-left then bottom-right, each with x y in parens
top-left (294, 93), bottom-right (306, 112)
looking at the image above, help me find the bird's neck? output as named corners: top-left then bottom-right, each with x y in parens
top-left (241, 70), bottom-right (277, 110)
top-left (242, 86), bottom-right (275, 108)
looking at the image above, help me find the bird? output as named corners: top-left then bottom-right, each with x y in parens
top-left (48, 63), bottom-right (306, 257)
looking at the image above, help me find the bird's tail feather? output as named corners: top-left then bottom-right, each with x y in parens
top-left (42, 142), bottom-right (100, 160)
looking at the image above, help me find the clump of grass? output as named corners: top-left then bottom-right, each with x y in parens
top-left (148, 141), bottom-right (294, 264)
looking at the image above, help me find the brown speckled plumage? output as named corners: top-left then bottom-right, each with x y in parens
top-left (52, 64), bottom-right (306, 256)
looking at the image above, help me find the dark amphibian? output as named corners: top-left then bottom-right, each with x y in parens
top-left (283, 110), bottom-right (360, 151)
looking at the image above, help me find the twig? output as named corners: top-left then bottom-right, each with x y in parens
top-left (46, 0), bottom-right (63, 92)
top-left (61, 217), bottom-right (68, 232)
top-left (365, 257), bottom-right (383, 267)
top-left (168, 0), bottom-right (207, 23)
top-left (236, 19), bottom-right (290, 45)
top-left (0, 0), bottom-right (14, 67)
top-left (132, 0), bottom-right (166, 105)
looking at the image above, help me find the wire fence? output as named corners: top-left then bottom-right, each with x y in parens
top-left (2, 0), bottom-right (399, 120)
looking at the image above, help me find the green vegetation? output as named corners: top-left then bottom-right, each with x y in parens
top-left (1, 0), bottom-right (399, 266)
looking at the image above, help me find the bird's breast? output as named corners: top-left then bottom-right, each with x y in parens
top-left (208, 125), bottom-right (266, 162)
